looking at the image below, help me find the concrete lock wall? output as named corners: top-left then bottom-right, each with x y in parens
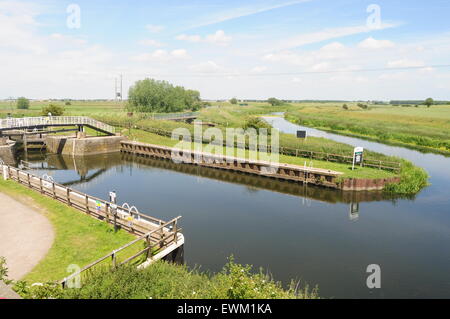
top-left (46, 135), bottom-right (125, 156)
top-left (0, 141), bottom-right (17, 165)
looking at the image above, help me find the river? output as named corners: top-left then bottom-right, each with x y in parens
top-left (23, 116), bottom-right (450, 299)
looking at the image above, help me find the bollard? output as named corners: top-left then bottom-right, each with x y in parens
top-left (2, 165), bottom-right (9, 180)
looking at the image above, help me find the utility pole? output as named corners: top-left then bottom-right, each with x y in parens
top-left (120, 74), bottom-right (123, 102)
top-left (114, 78), bottom-right (118, 103)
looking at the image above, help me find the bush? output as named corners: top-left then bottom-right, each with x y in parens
top-left (230, 98), bottom-right (238, 105)
top-left (342, 104), bottom-right (348, 110)
top-left (16, 97), bottom-right (30, 109)
top-left (41, 104), bottom-right (64, 116)
top-left (243, 117), bottom-right (272, 132)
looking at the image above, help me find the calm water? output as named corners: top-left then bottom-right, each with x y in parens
top-left (24, 117), bottom-right (450, 299)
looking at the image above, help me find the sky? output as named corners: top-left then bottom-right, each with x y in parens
top-left (1, 0), bottom-right (450, 100)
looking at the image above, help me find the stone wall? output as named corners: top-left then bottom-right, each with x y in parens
top-left (46, 135), bottom-right (125, 156)
top-left (340, 177), bottom-right (401, 191)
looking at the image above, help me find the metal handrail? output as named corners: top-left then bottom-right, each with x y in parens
top-left (0, 116), bottom-right (115, 134)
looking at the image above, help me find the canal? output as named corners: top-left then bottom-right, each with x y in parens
top-left (24, 116), bottom-right (450, 299)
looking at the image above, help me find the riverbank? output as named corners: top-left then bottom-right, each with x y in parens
top-left (284, 104), bottom-right (450, 155)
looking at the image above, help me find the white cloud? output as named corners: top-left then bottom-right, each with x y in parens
top-left (146, 24), bottom-right (165, 33)
top-left (358, 37), bottom-right (395, 49)
top-left (171, 49), bottom-right (189, 59)
top-left (176, 30), bottom-right (232, 46)
top-left (276, 23), bottom-right (398, 50)
top-left (189, 61), bottom-right (225, 73)
top-left (131, 49), bottom-right (189, 62)
top-left (387, 59), bottom-right (425, 68)
top-left (176, 34), bottom-right (202, 43)
top-left (187, 0), bottom-right (311, 29)
top-left (139, 39), bottom-right (165, 47)
top-left (251, 66), bottom-right (267, 73)
top-left (205, 30), bottom-right (232, 46)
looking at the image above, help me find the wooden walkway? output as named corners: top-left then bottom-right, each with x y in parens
top-left (0, 165), bottom-right (183, 287)
top-left (121, 141), bottom-right (344, 189)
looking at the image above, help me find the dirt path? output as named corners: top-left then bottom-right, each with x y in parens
top-left (0, 192), bottom-right (54, 280)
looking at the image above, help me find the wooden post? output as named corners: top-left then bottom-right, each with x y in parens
top-left (52, 182), bottom-right (56, 199)
top-left (66, 188), bottom-right (71, 206)
top-left (146, 234), bottom-right (151, 259)
top-left (39, 178), bottom-right (43, 193)
top-left (27, 173), bottom-right (31, 188)
top-left (85, 195), bottom-right (89, 213)
top-left (112, 252), bottom-right (116, 268)
top-left (173, 219), bottom-right (178, 244)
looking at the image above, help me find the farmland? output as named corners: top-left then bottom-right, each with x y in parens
top-left (284, 103), bottom-right (450, 154)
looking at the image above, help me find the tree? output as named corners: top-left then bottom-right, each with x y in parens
top-left (230, 98), bottom-right (238, 105)
top-left (342, 104), bottom-right (349, 110)
top-left (424, 98), bottom-right (434, 108)
top-left (127, 78), bottom-right (202, 113)
top-left (267, 97), bottom-right (283, 106)
top-left (41, 104), bottom-right (64, 116)
top-left (16, 97), bottom-right (30, 109)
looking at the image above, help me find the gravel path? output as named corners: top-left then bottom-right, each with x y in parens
top-left (0, 192), bottom-right (54, 280)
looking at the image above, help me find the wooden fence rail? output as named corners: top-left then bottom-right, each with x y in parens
top-left (60, 216), bottom-right (182, 288)
top-left (119, 124), bottom-right (401, 173)
top-left (0, 165), bottom-right (181, 237)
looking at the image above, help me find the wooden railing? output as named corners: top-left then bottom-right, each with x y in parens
top-left (60, 216), bottom-right (182, 288)
top-left (0, 165), bottom-right (179, 236)
top-left (118, 124), bottom-right (401, 173)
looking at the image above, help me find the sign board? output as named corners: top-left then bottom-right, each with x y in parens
top-left (296, 130), bottom-right (307, 139)
top-left (352, 147), bottom-right (364, 170)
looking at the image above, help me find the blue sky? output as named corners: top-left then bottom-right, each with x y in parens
top-left (1, 0), bottom-right (450, 100)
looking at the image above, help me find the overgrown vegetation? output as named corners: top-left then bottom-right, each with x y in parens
top-left (127, 78), bottom-right (203, 113)
top-left (0, 256), bottom-right (318, 299)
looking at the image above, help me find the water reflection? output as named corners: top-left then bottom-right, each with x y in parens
top-left (28, 152), bottom-right (412, 205)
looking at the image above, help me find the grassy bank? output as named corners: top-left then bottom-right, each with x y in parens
top-left (122, 128), bottom-right (397, 179)
top-left (0, 179), bottom-right (137, 283)
top-left (285, 104), bottom-right (450, 155)
top-left (2, 257), bottom-right (318, 299)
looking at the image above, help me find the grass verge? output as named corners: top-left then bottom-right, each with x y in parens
top-left (0, 179), bottom-right (137, 283)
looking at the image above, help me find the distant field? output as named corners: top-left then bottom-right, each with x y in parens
top-left (284, 103), bottom-right (450, 154)
top-left (0, 100), bottom-right (125, 117)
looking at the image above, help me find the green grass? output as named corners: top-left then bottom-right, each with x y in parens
top-left (18, 258), bottom-right (319, 299)
top-left (122, 128), bottom-right (397, 179)
top-left (0, 179), bottom-right (138, 283)
top-left (284, 104), bottom-right (450, 154)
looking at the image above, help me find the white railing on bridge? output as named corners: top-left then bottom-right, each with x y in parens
top-left (0, 116), bottom-right (115, 134)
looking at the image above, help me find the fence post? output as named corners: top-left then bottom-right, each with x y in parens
top-left (27, 173), bottom-right (31, 188)
top-left (66, 188), bottom-right (71, 206)
top-left (85, 195), bottom-right (89, 213)
top-left (39, 178), bottom-right (43, 193)
top-left (52, 182), bottom-right (56, 199)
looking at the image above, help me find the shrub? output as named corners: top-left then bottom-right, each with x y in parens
top-left (41, 104), bottom-right (64, 116)
top-left (16, 97), bottom-right (30, 109)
